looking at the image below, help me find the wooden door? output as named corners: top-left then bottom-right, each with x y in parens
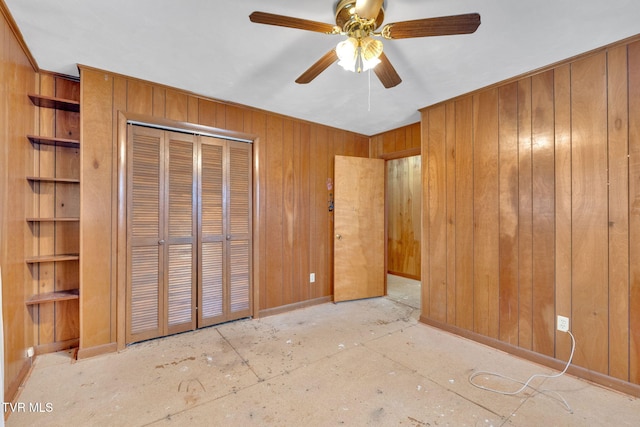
top-left (198, 137), bottom-right (252, 327)
top-left (165, 131), bottom-right (197, 335)
top-left (127, 125), bottom-right (164, 343)
top-left (126, 126), bottom-right (196, 343)
top-left (333, 155), bottom-right (385, 302)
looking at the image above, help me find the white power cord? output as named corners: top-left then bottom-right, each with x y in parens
top-left (468, 330), bottom-right (576, 413)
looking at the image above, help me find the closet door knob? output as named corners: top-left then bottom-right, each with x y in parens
top-left (226, 235), bottom-right (231, 240)
top-left (158, 240), bottom-right (165, 245)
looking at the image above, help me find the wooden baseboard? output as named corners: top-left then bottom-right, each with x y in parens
top-left (4, 357), bottom-right (32, 420)
top-left (34, 338), bottom-right (79, 356)
top-left (419, 315), bottom-right (640, 398)
top-left (77, 342), bottom-right (118, 360)
top-left (259, 296), bottom-right (332, 318)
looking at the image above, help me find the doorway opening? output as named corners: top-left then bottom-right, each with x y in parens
top-left (385, 155), bottom-right (421, 309)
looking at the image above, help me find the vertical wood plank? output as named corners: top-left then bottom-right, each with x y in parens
top-left (607, 44), bottom-right (630, 381)
top-left (388, 160), bottom-right (399, 273)
top-left (152, 87), bottom-right (165, 118)
top-left (415, 123), bottom-right (422, 150)
top-left (297, 122), bottom-right (311, 302)
top-left (395, 128), bottom-right (406, 152)
top-left (383, 132), bottom-right (395, 155)
top-left (265, 115), bottom-right (283, 309)
top-left (113, 76), bottom-right (127, 344)
top-left (421, 114), bottom-right (430, 312)
top-left (187, 95), bottom-right (199, 124)
top-left (531, 70), bottom-right (555, 356)
top-left (355, 135), bottom-right (369, 158)
top-left (628, 40), bottom-right (640, 383)
top-left (518, 78), bottom-right (533, 350)
top-left (316, 125), bottom-right (330, 298)
top-left (498, 82), bottom-right (519, 345)
top-left (473, 89), bottom-right (500, 339)
top-left (327, 130), bottom-right (338, 296)
top-left (226, 105), bottom-right (244, 133)
top-left (308, 124), bottom-right (321, 299)
top-left (427, 105), bottom-right (447, 321)
top-left (127, 80), bottom-right (153, 116)
top-left (198, 99), bottom-right (217, 127)
top-left (571, 52), bottom-right (609, 374)
top-left (554, 64), bottom-right (574, 361)
top-left (215, 103), bottom-right (226, 129)
top-left (445, 103), bottom-right (456, 323)
top-left (80, 68), bottom-right (114, 348)
top-left (165, 89), bottom-right (188, 122)
top-left (282, 119), bottom-right (294, 305)
top-left (250, 111), bottom-right (267, 315)
top-left (454, 97), bottom-right (474, 330)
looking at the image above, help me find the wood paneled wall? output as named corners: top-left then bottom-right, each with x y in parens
top-left (421, 37), bottom-right (640, 393)
top-left (386, 156), bottom-right (421, 279)
top-left (78, 66), bottom-right (369, 356)
top-left (370, 122), bottom-right (420, 157)
top-left (0, 1), bottom-right (37, 402)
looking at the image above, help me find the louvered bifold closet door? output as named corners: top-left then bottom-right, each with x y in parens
top-left (227, 141), bottom-right (252, 318)
top-left (198, 137), bottom-right (252, 327)
top-left (127, 125), bottom-right (164, 343)
top-left (165, 132), bottom-right (197, 334)
top-left (198, 137), bottom-right (225, 327)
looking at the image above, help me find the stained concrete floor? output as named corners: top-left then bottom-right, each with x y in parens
top-left (7, 281), bottom-right (639, 426)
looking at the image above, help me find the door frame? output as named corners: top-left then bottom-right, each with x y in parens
top-left (379, 147), bottom-right (422, 292)
top-left (115, 112), bottom-right (259, 350)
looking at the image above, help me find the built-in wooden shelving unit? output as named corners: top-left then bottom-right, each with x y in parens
top-left (25, 76), bottom-right (81, 354)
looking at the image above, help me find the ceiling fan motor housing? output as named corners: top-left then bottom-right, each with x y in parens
top-left (335, 0), bottom-right (385, 31)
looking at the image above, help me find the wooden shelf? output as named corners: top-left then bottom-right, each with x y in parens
top-left (28, 94), bottom-right (79, 112)
top-left (25, 289), bottom-right (79, 306)
top-left (27, 135), bottom-right (80, 149)
top-left (27, 217), bottom-right (80, 222)
top-left (27, 176), bottom-right (80, 184)
top-left (26, 254), bottom-right (79, 263)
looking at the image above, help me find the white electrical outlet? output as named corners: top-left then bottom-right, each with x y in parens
top-left (557, 315), bottom-right (569, 332)
top-left (310, 273), bottom-right (315, 283)
top-left (26, 347), bottom-right (34, 358)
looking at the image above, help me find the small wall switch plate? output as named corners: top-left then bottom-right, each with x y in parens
top-left (310, 273), bottom-right (315, 283)
top-left (26, 347), bottom-right (34, 358)
top-left (557, 315), bottom-right (569, 332)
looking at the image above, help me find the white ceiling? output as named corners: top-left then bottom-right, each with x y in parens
top-left (6, 0), bottom-right (640, 135)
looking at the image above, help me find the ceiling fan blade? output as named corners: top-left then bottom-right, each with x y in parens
top-left (355, 0), bottom-right (384, 20)
top-left (374, 52), bottom-right (401, 88)
top-left (249, 11), bottom-right (337, 34)
top-left (295, 49), bottom-right (339, 84)
top-left (384, 13), bottom-right (481, 39)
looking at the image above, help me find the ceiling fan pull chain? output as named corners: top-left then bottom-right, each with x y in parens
top-left (368, 68), bottom-right (372, 111)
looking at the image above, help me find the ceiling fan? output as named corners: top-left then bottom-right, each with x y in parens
top-left (249, 0), bottom-right (480, 88)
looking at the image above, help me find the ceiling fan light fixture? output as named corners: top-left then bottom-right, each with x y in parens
top-left (336, 36), bottom-right (382, 73)
top-left (336, 37), bottom-right (358, 72)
